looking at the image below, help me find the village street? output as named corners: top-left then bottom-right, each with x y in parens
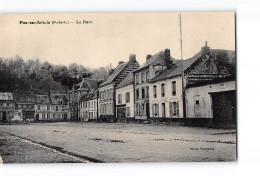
top-left (0, 122), bottom-right (236, 163)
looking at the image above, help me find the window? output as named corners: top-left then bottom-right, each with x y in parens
top-left (3, 103), bottom-right (6, 107)
top-left (126, 107), bottom-right (130, 117)
top-left (18, 104), bottom-right (22, 109)
top-left (136, 74), bottom-right (139, 85)
top-left (9, 103), bottom-right (13, 108)
top-left (47, 113), bottom-right (50, 119)
top-left (42, 113), bottom-right (45, 119)
top-left (47, 105), bottom-right (50, 111)
top-left (141, 73), bottom-right (145, 83)
top-left (125, 92), bottom-right (130, 103)
top-left (41, 100), bottom-right (45, 104)
top-left (172, 81), bottom-right (176, 96)
top-left (56, 106), bottom-right (58, 111)
top-left (146, 86), bottom-right (149, 99)
top-left (37, 106), bottom-right (40, 110)
top-left (141, 88), bottom-right (145, 99)
top-left (118, 94), bottom-right (122, 104)
top-left (62, 106), bottom-right (65, 111)
top-left (161, 83), bottom-right (165, 97)
top-left (153, 85), bottom-right (157, 98)
top-left (146, 71), bottom-right (149, 81)
top-left (59, 100), bottom-right (63, 105)
top-left (169, 102), bottom-right (179, 117)
top-left (136, 89), bottom-right (139, 100)
top-left (196, 100), bottom-right (200, 105)
top-left (152, 104), bottom-right (159, 117)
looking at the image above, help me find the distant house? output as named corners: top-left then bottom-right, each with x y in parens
top-left (98, 54), bottom-right (139, 122)
top-left (0, 92), bottom-right (15, 122)
top-left (68, 78), bottom-right (98, 121)
top-left (35, 93), bottom-right (69, 122)
top-left (79, 90), bottom-right (98, 122)
top-left (14, 96), bottom-right (35, 122)
top-left (133, 49), bottom-right (178, 121)
top-left (35, 94), bottom-right (52, 121)
top-left (115, 72), bottom-right (136, 122)
top-left (50, 94), bottom-right (69, 121)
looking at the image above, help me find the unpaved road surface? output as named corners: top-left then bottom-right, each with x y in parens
top-left (0, 122), bottom-right (236, 163)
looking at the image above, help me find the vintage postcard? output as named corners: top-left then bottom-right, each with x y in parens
top-left (0, 12), bottom-right (236, 163)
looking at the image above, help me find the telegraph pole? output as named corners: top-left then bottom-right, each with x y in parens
top-left (178, 13), bottom-right (186, 120)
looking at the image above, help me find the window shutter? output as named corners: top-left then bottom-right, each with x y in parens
top-left (176, 102), bottom-right (179, 117)
top-left (169, 103), bottom-right (173, 117)
top-left (152, 104), bottom-right (154, 117)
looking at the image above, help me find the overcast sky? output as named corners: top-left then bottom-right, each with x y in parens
top-left (0, 12), bottom-right (235, 69)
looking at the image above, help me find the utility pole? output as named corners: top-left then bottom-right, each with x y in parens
top-left (178, 13), bottom-right (186, 120)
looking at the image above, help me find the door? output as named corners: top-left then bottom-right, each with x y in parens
top-left (161, 103), bottom-right (166, 117)
top-left (3, 111), bottom-right (7, 121)
top-left (146, 103), bottom-right (150, 119)
top-left (35, 114), bottom-right (39, 121)
top-left (212, 91), bottom-right (236, 127)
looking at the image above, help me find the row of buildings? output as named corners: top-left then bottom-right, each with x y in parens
top-left (0, 42), bottom-right (236, 127)
top-left (70, 42), bottom-right (236, 127)
top-left (0, 92), bottom-right (69, 122)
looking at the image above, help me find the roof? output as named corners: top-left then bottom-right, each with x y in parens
top-left (134, 50), bottom-right (178, 73)
top-left (150, 49), bottom-right (236, 83)
top-left (35, 94), bottom-right (51, 104)
top-left (99, 62), bottom-right (128, 87)
top-left (50, 94), bottom-right (68, 105)
top-left (0, 92), bottom-right (13, 101)
top-left (116, 72), bottom-right (133, 89)
top-left (73, 78), bottom-right (98, 91)
top-left (150, 51), bottom-right (201, 83)
top-left (79, 91), bottom-right (97, 102)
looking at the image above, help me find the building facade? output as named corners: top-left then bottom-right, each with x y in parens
top-left (0, 92), bottom-right (15, 122)
top-left (79, 90), bottom-right (98, 122)
top-left (14, 96), bottom-right (35, 122)
top-left (98, 54), bottom-right (139, 122)
top-left (69, 78), bottom-right (98, 121)
top-left (133, 49), bottom-right (177, 121)
top-left (185, 80), bottom-right (235, 127)
top-left (115, 72), bottom-right (135, 122)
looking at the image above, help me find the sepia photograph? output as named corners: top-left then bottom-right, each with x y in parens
top-left (0, 12), bottom-right (236, 163)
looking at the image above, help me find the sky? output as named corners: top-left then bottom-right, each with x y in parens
top-left (0, 12), bottom-right (235, 69)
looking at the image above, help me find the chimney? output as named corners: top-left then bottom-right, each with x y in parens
top-left (118, 61), bottom-right (124, 65)
top-left (201, 41), bottom-right (210, 55)
top-left (164, 48), bottom-right (172, 68)
top-left (129, 54), bottom-right (136, 63)
top-left (146, 54), bottom-right (152, 61)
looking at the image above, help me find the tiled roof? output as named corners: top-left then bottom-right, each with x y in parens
top-left (74, 78), bottom-right (98, 91)
top-left (0, 92), bottom-right (13, 101)
top-left (116, 72), bottom-right (133, 89)
top-left (150, 51), bottom-right (201, 83)
top-left (134, 51), bottom-right (178, 73)
top-left (50, 94), bottom-right (68, 105)
top-left (99, 62), bottom-right (128, 87)
top-left (150, 49), bottom-right (235, 83)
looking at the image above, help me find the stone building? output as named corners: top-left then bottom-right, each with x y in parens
top-left (0, 92), bottom-right (15, 122)
top-left (68, 78), bottom-right (98, 121)
top-left (14, 96), bottom-right (35, 122)
top-left (115, 72), bottom-right (136, 122)
top-left (79, 90), bottom-right (98, 122)
top-left (133, 49), bottom-right (178, 121)
top-left (148, 42), bottom-right (236, 126)
top-left (34, 94), bottom-right (52, 121)
top-left (98, 54), bottom-right (139, 122)
top-left (49, 94), bottom-right (69, 121)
